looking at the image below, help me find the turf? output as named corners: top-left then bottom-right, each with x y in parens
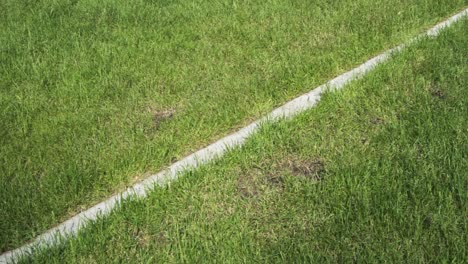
top-left (0, 0), bottom-right (466, 251)
top-left (17, 17), bottom-right (467, 263)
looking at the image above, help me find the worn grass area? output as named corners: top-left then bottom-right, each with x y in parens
top-left (18, 18), bottom-right (467, 263)
top-left (0, 0), bottom-right (466, 251)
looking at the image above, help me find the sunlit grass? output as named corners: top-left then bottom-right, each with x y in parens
top-left (18, 18), bottom-right (468, 263)
top-left (1, 0), bottom-right (466, 251)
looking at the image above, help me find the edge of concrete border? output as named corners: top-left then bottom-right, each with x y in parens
top-left (2, 7), bottom-right (467, 264)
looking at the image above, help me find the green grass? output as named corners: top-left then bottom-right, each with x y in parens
top-left (0, 0), bottom-right (466, 252)
top-left (18, 18), bottom-right (467, 263)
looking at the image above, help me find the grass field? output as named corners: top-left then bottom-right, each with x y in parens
top-left (0, 0), bottom-right (466, 253)
top-left (17, 18), bottom-right (467, 263)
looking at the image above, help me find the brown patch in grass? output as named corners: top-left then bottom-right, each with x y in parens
top-left (236, 156), bottom-right (325, 198)
top-left (430, 89), bottom-right (445, 99)
top-left (370, 117), bottom-right (385, 125)
top-left (284, 157), bottom-right (325, 181)
top-left (236, 165), bottom-right (285, 198)
top-left (237, 173), bottom-right (260, 198)
top-left (129, 224), bottom-right (168, 248)
top-left (266, 175), bottom-right (284, 188)
top-left (153, 108), bottom-right (176, 128)
top-left (427, 83), bottom-right (446, 99)
top-left (154, 231), bottom-right (169, 246)
top-left (423, 215), bottom-right (433, 229)
top-left (144, 107), bottom-right (176, 136)
top-left (361, 137), bottom-right (369, 145)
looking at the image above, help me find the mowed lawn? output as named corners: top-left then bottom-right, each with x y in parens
top-left (0, 0), bottom-right (466, 252)
top-left (18, 18), bottom-right (467, 263)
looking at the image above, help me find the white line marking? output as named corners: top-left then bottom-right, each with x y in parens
top-left (1, 8), bottom-right (467, 264)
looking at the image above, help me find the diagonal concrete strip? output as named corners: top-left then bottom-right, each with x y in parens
top-left (1, 7), bottom-right (467, 264)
